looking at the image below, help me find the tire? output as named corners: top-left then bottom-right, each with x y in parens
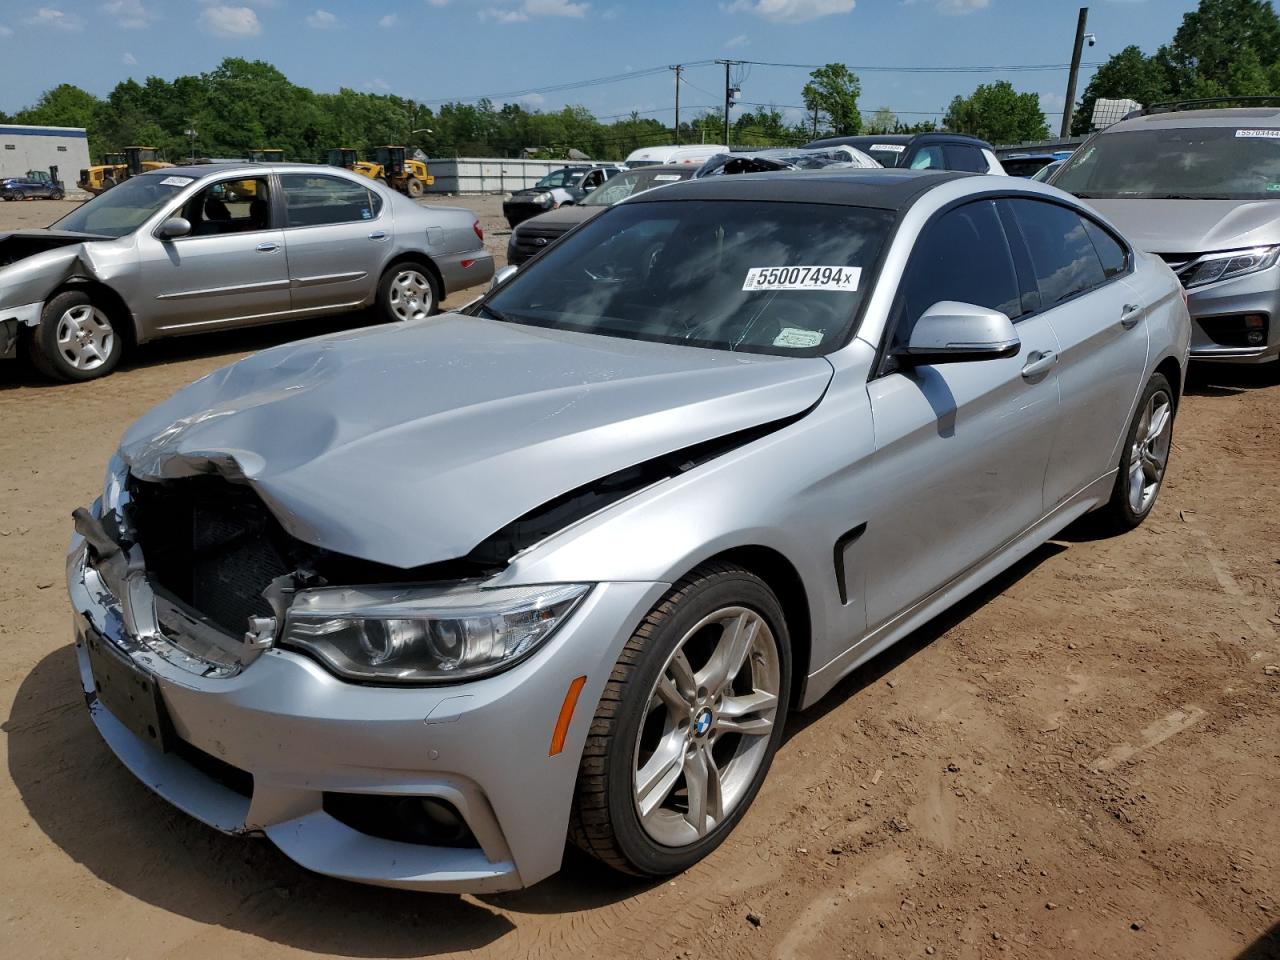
top-left (406, 176), bottom-right (424, 198)
top-left (27, 289), bottom-right (124, 382)
top-left (376, 261), bottom-right (440, 322)
top-left (570, 562), bottom-right (792, 877)
top-left (51, 189), bottom-right (64, 200)
top-left (1092, 372), bottom-right (1175, 533)
top-left (101, 176), bottom-right (117, 192)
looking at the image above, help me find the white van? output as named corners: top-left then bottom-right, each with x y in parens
top-left (624, 144), bottom-right (729, 168)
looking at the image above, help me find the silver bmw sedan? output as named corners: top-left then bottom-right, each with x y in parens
top-left (66, 169), bottom-right (1189, 892)
top-left (0, 162), bottom-right (493, 380)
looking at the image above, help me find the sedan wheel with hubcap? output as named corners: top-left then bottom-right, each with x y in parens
top-left (571, 563), bottom-right (791, 876)
top-left (55, 304), bottom-right (116, 372)
top-left (29, 289), bottom-right (125, 381)
top-left (378, 263), bottom-right (439, 323)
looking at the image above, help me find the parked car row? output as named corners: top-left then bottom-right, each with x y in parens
top-left (0, 162), bottom-right (494, 379)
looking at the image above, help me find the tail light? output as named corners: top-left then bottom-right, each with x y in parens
top-left (473, 220), bottom-right (484, 242)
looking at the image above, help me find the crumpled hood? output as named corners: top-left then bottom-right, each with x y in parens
top-left (120, 314), bottom-right (833, 568)
top-left (1085, 198), bottom-right (1280, 255)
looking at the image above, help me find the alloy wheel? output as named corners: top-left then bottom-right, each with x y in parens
top-left (388, 268), bottom-right (434, 321)
top-left (55, 304), bottom-right (115, 371)
top-left (632, 606), bottom-right (781, 847)
top-left (1127, 388), bottom-right (1172, 514)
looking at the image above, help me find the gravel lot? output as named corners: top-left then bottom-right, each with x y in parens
top-left (1, 195), bottom-right (1277, 960)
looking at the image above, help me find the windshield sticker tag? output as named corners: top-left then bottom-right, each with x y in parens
top-left (160, 176), bottom-right (195, 187)
top-left (1235, 129), bottom-right (1280, 138)
top-left (871, 143), bottom-right (906, 153)
top-left (743, 266), bottom-right (861, 292)
top-left (774, 327), bottom-right (824, 349)
top-left (653, 174), bottom-right (683, 181)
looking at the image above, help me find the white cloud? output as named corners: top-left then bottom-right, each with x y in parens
top-left (123, 51), bottom-right (138, 65)
top-left (726, 0), bottom-right (854, 21)
top-left (518, 92), bottom-right (546, 106)
top-left (726, 33), bottom-right (750, 48)
top-left (364, 78), bottom-right (391, 90)
top-left (935, 0), bottom-right (989, 14)
top-left (105, 0), bottom-right (155, 28)
top-left (24, 8), bottom-right (84, 31)
top-left (305, 8), bottom-right (339, 28)
top-left (0, 25), bottom-right (13, 37)
top-left (481, 0), bottom-right (588, 22)
top-left (426, 0), bottom-right (449, 6)
top-left (378, 13), bottom-right (397, 26)
top-left (199, 4), bottom-right (261, 36)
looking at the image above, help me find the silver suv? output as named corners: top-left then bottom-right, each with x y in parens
top-left (1052, 101), bottom-right (1280, 365)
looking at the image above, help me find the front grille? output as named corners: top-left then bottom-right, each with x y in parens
top-left (510, 223), bottom-right (570, 264)
top-left (128, 476), bottom-right (289, 637)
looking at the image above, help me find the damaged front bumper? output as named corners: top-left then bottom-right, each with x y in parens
top-left (67, 502), bottom-right (665, 892)
top-left (0, 302), bottom-right (41, 360)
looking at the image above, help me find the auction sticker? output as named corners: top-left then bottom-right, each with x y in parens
top-left (653, 174), bottom-right (683, 181)
top-left (871, 144), bottom-right (907, 153)
top-left (773, 327), bottom-right (824, 349)
top-left (743, 265), bottom-right (861, 292)
top-left (160, 176), bottom-right (195, 187)
top-left (1236, 129), bottom-right (1280, 138)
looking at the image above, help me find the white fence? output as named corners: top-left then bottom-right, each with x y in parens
top-left (424, 157), bottom-right (617, 194)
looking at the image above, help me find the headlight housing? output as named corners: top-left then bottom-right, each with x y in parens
top-left (535, 191), bottom-right (553, 207)
top-left (1183, 246), bottom-right (1280, 289)
top-left (282, 582), bottom-right (590, 684)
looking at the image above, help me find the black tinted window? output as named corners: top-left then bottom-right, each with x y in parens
top-left (1083, 219), bottom-right (1128, 279)
top-left (280, 173), bottom-right (377, 227)
top-left (895, 200), bottom-right (1021, 347)
top-left (1006, 199), bottom-right (1106, 308)
top-left (944, 143), bottom-right (987, 173)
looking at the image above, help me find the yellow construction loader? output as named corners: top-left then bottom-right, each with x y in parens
top-left (77, 147), bottom-right (172, 195)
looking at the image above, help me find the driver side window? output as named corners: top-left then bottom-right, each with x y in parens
top-left (891, 200), bottom-right (1022, 351)
top-left (179, 178), bottom-right (272, 237)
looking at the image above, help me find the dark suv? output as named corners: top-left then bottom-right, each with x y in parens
top-left (802, 133), bottom-right (1006, 175)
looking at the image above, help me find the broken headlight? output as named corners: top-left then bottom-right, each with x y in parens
top-left (281, 582), bottom-right (590, 684)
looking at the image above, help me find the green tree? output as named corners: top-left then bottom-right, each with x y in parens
top-left (802, 63), bottom-right (862, 137)
top-left (944, 80), bottom-right (1048, 144)
top-left (1158, 0), bottom-right (1280, 95)
top-left (1072, 45), bottom-right (1172, 134)
top-left (865, 106), bottom-right (898, 135)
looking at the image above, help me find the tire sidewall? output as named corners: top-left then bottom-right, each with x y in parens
top-left (32, 290), bottom-right (124, 381)
top-left (1110, 372), bottom-right (1174, 527)
top-left (377, 261), bottom-right (440, 322)
top-left (602, 571), bottom-right (792, 876)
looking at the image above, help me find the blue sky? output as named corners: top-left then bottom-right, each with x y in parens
top-left (1, 0), bottom-right (1204, 130)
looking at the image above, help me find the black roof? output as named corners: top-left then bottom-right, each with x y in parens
top-left (626, 168), bottom-right (974, 211)
top-left (803, 132), bottom-right (993, 151)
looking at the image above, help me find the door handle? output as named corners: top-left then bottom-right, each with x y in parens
top-left (256, 241), bottom-right (278, 253)
top-left (368, 231), bottom-right (388, 241)
top-left (1021, 350), bottom-right (1058, 380)
top-left (1120, 303), bottom-right (1143, 329)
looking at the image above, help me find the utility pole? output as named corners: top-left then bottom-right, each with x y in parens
top-left (812, 104), bottom-right (819, 139)
top-left (1061, 6), bottom-right (1089, 138)
top-left (670, 65), bottom-right (682, 144)
top-left (715, 59), bottom-right (743, 148)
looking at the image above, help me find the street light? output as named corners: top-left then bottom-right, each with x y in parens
top-left (185, 127), bottom-right (197, 163)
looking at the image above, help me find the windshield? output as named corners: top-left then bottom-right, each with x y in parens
top-left (583, 168), bottom-right (690, 206)
top-left (482, 199), bottom-right (892, 356)
top-left (1053, 127), bottom-right (1280, 200)
top-left (534, 169), bottom-right (585, 189)
top-left (53, 173), bottom-right (195, 237)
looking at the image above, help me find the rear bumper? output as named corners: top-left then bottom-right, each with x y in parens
top-left (433, 249), bottom-right (495, 298)
top-left (67, 524), bottom-right (665, 892)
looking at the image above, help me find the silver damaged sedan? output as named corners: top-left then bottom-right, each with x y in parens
top-left (0, 162), bottom-right (493, 380)
top-left (67, 170), bottom-right (1189, 892)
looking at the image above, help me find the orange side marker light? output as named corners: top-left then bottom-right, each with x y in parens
top-left (549, 675), bottom-right (588, 756)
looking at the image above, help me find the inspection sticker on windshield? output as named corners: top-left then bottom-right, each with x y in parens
top-left (871, 144), bottom-right (906, 153)
top-left (653, 174), bottom-right (683, 181)
top-left (773, 327), bottom-right (824, 349)
top-left (160, 176), bottom-right (194, 187)
top-left (743, 265), bottom-right (861, 292)
top-left (1236, 129), bottom-right (1280, 138)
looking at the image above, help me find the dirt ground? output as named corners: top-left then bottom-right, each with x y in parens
top-left (1, 196), bottom-right (1277, 960)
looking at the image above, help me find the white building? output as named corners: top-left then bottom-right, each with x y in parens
top-left (0, 123), bottom-right (91, 192)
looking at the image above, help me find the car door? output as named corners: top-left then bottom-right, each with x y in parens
top-left (279, 172), bottom-right (389, 314)
top-left (137, 174), bottom-right (291, 333)
top-left (1000, 198), bottom-right (1149, 508)
top-left (863, 199), bottom-right (1062, 627)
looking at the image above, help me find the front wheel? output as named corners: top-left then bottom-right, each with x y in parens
top-left (406, 176), bottom-right (425, 198)
top-left (51, 189), bottom-right (65, 200)
top-left (570, 562), bottom-right (791, 877)
top-left (27, 289), bottom-right (124, 381)
top-left (377, 262), bottom-right (440, 322)
top-left (1093, 372), bottom-right (1175, 532)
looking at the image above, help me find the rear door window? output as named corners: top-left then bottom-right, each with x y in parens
top-left (1003, 199), bottom-right (1107, 309)
top-left (280, 173), bottom-right (379, 228)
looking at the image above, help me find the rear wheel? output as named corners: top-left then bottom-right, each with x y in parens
top-left (28, 289), bottom-right (123, 381)
top-left (377, 262), bottom-right (440, 322)
top-left (1093, 372), bottom-right (1174, 532)
top-left (51, 188), bottom-right (65, 200)
top-left (570, 563), bottom-right (791, 876)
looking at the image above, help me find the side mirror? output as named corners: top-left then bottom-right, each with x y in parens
top-left (900, 301), bottom-right (1020, 364)
top-left (583, 182), bottom-right (597, 192)
top-left (158, 217), bottom-right (191, 240)
top-left (489, 264), bottom-right (518, 292)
